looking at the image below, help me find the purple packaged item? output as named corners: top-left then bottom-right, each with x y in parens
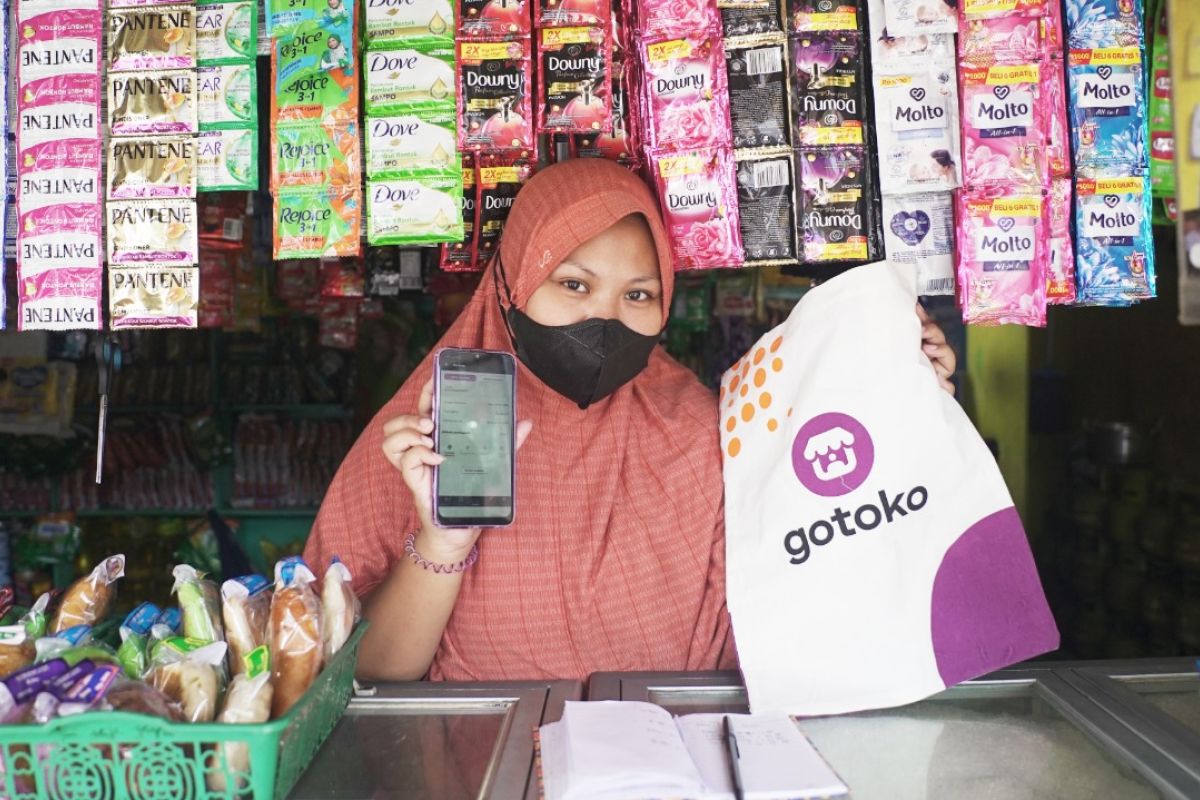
top-left (797, 146), bottom-right (873, 263)
top-left (792, 31), bottom-right (867, 146)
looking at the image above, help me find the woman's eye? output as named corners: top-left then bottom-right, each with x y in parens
top-left (626, 290), bottom-right (654, 302)
top-left (561, 279), bottom-right (587, 293)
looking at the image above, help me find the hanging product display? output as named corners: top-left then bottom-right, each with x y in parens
top-left (269, 0), bottom-right (362, 259)
top-left (196, 0), bottom-right (258, 192)
top-left (1147, 2), bottom-right (1173, 220)
top-left (15, 0), bottom-right (105, 332)
top-left (536, 26), bottom-right (611, 135)
top-left (457, 40), bottom-right (535, 150)
top-left (0, 2), bottom-right (7, 329)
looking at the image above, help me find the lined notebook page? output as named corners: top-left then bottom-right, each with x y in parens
top-left (731, 713), bottom-right (848, 799)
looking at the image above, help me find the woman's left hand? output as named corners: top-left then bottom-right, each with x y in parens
top-left (917, 303), bottom-right (956, 396)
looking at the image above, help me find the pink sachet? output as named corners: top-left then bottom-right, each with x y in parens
top-left (17, 139), bottom-right (103, 216)
top-left (635, 0), bottom-right (720, 43)
top-left (17, 204), bottom-right (103, 273)
top-left (956, 189), bottom-right (1048, 327)
top-left (1045, 177), bottom-right (1075, 305)
top-left (1041, 58), bottom-right (1070, 177)
top-left (651, 146), bottom-right (744, 270)
top-left (960, 0), bottom-right (1046, 20)
top-left (960, 63), bottom-right (1047, 190)
top-left (16, 267), bottom-right (103, 332)
top-left (958, 15), bottom-right (1043, 65)
top-left (16, 74), bottom-right (102, 149)
top-left (640, 34), bottom-right (731, 151)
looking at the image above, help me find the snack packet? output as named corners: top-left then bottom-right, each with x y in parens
top-left (148, 636), bottom-right (227, 722)
top-left (198, 64), bottom-right (256, 127)
top-left (367, 112), bottom-right (459, 177)
top-left (321, 558), bottom-right (359, 661)
top-left (797, 146), bottom-right (874, 263)
top-left (791, 31), bottom-right (866, 146)
top-left (171, 564), bottom-right (224, 644)
top-left (956, 190), bottom-right (1048, 326)
top-left (197, 127), bottom-right (258, 190)
top-left (1046, 177), bottom-right (1076, 305)
top-left (725, 39), bottom-right (789, 149)
top-left (107, 137), bottom-right (197, 200)
top-left (1067, 48), bottom-right (1146, 170)
top-left (1074, 169), bottom-right (1155, 306)
top-left (635, 0), bottom-right (720, 40)
top-left (458, 0), bottom-right (531, 39)
top-left (116, 601), bottom-right (161, 678)
top-left (368, 173), bottom-right (466, 246)
top-left (273, 186), bottom-right (362, 259)
top-left (537, 27), bottom-right (611, 135)
top-left (652, 147), bottom-right (744, 270)
top-left (196, 1), bottom-right (257, 64)
top-left (221, 575), bottom-right (271, 676)
top-left (50, 555), bottom-right (124, 634)
top-left (882, 192), bottom-right (956, 296)
top-left (960, 63), bottom-right (1046, 189)
top-left (107, 200), bottom-right (199, 267)
top-left (366, 0), bottom-right (454, 47)
top-left (108, 5), bottom-right (197, 72)
top-left (457, 40), bottom-right (534, 150)
top-left (109, 69), bottom-right (199, 135)
top-left (735, 156), bottom-right (797, 263)
top-left (210, 669), bottom-right (273, 793)
top-left (364, 43), bottom-right (456, 116)
top-left (873, 70), bottom-right (961, 195)
top-left (641, 34), bottom-right (731, 152)
top-left (269, 557), bottom-right (323, 718)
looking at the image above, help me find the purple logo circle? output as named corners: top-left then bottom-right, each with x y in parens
top-left (791, 412), bottom-right (875, 497)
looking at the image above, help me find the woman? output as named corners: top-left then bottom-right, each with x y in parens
top-left (304, 159), bottom-right (956, 682)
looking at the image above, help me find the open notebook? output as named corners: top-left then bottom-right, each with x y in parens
top-left (537, 701), bottom-right (848, 800)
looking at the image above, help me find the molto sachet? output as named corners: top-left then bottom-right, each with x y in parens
top-left (107, 199), bottom-right (199, 267)
top-left (17, 74), bottom-right (101, 149)
top-left (195, 1), bottom-right (256, 65)
top-left (198, 64), bottom-right (256, 127)
top-left (17, 204), bottom-right (103, 273)
top-left (107, 136), bottom-right (196, 200)
top-left (108, 266), bottom-right (199, 329)
top-left (109, 5), bottom-right (197, 72)
top-left (365, 0), bottom-right (454, 47)
top-left (273, 15), bottom-right (357, 123)
top-left (109, 70), bottom-right (198, 135)
top-left (365, 43), bottom-right (455, 115)
top-left (197, 128), bottom-right (257, 190)
top-left (366, 112), bottom-right (458, 177)
top-left (367, 174), bottom-right (464, 246)
top-left (15, 5), bottom-right (102, 84)
top-left (273, 123), bottom-right (360, 189)
top-left (17, 140), bottom-right (102, 215)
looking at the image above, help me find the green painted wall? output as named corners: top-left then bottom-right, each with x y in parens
top-left (966, 326), bottom-right (1030, 520)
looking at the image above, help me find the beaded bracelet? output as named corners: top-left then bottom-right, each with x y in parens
top-left (403, 531), bottom-right (479, 574)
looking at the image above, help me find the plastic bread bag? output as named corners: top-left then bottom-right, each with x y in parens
top-left (0, 594), bottom-right (49, 677)
top-left (117, 602), bottom-right (162, 678)
top-left (210, 656), bottom-right (274, 794)
top-left (172, 564), bottom-right (225, 644)
top-left (148, 636), bottom-right (228, 722)
top-left (221, 575), bottom-right (271, 676)
top-left (269, 557), bottom-right (323, 718)
top-left (321, 558), bottom-right (360, 662)
top-left (0, 659), bottom-right (70, 720)
top-left (34, 625), bottom-right (94, 663)
top-left (151, 607), bottom-right (183, 641)
top-left (56, 663), bottom-right (122, 717)
top-left (104, 678), bottom-right (184, 721)
top-left (50, 555), bottom-right (125, 634)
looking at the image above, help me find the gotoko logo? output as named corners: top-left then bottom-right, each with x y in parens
top-left (792, 412), bottom-right (874, 496)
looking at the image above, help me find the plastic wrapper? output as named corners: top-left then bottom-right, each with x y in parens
top-left (364, 43), bottom-right (456, 116)
top-left (882, 192), bottom-right (955, 295)
top-left (221, 575), bottom-right (271, 676)
top-left (152, 607), bottom-right (183, 640)
top-left (873, 69), bottom-right (961, 195)
top-left (367, 112), bottom-right (459, 177)
top-left (273, 186), bottom-right (362, 259)
top-left (1074, 169), bottom-right (1155, 306)
top-left (17, 74), bottom-right (101, 149)
top-left (50, 555), bottom-right (124, 634)
top-left (366, 0), bottom-right (454, 46)
top-left (1046, 177), bottom-right (1076, 305)
top-left (269, 557), bottom-right (323, 719)
top-left (198, 63), bottom-right (257, 127)
top-left (458, 0), bottom-right (531, 39)
top-left (537, 0), bottom-right (610, 27)
top-left (34, 624), bottom-right (93, 662)
top-left (210, 670), bottom-right (274, 794)
top-left (441, 157), bottom-right (479, 271)
top-left (103, 677), bottom-right (184, 720)
top-left (117, 602), bottom-right (161, 679)
top-left (1042, 57), bottom-right (1070, 178)
top-left (476, 156), bottom-right (535, 265)
top-left (108, 70), bottom-right (199, 136)
top-left (956, 190), bottom-right (1048, 327)
top-left (321, 558), bottom-right (360, 662)
top-left (735, 156), bottom-right (797, 263)
top-left (106, 200), bottom-right (198, 267)
top-left (1148, 7), bottom-right (1173, 197)
top-left (457, 40), bottom-right (534, 150)
top-left (797, 146), bottom-right (876, 263)
top-left (15, 5), bottom-right (103, 85)
top-left (108, 5), bottom-right (197, 72)
top-left (652, 147), bottom-right (744, 270)
top-left (107, 137), bottom-right (197, 200)
top-left (789, 0), bottom-right (860, 33)
top-left (791, 31), bottom-right (866, 146)
top-left (368, 174), bottom-right (466, 246)
top-left (961, 0), bottom-right (1046, 20)
top-left (1067, 47), bottom-right (1146, 170)
top-left (172, 564), bottom-right (225, 644)
top-left (725, 39), bottom-right (789, 149)
top-left (960, 63), bottom-right (1047, 189)
top-left (270, 11), bottom-right (357, 125)
top-left (0, 658), bottom-right (69, 719)
top-left (641, 34), bottom-right (731, 152)
top-left (197, 127), bottom-right (258, 190)
top-left (958, 15), bottom-right (1044, 65)
top-left (721, 0), bottom-right (783, 38)
top-left (635, 0), bottom-right (720, 40)
top-left (866, 0), bottom-right (955, 73)
top-left (272, 123), bottom-right (361, 190)
top-left (571, 59), bottom-right (639, 165)
top-left (195, 1), bottom-right (257, 64)
top-left (108, 266), bottom-right (200, 330)
top-left (1063, 0), bottom-right (1142, 49)
top-left (882, 0), bottom-right (955, 36)
top-left (148, 637), bottom-right (227, 722)
top-left (537, 27), bottom-right (611, 135)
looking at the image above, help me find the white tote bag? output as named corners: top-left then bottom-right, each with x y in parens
top-left (721, 260), bottom-right (1058, 716)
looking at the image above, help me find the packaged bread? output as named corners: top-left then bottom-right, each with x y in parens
top-left (210, 668), bottom-right (274, 793)
top-left (0, 593), bottom-right (49, 678)
top-left (147, 637), bottom-right (227, 722)
top-left (172, 565), bottom-right (225, 644)
top-left (105, 678), bottom-right (184, 721)
top-left (51, 556), bottom-right (125, 633)
top-left (117, 602), bottom-right (162, 679)
top-left (321, 557), bottom-right (360, 662)
top-left (269, 557), bottom-right (323, 719)
top-left (221, 575), bottom-right (271, 676)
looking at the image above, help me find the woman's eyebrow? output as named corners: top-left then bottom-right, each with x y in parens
top-left (557, 261), bottom-right (596, 277)
top-left (629, 276), bottom-right (662, 285)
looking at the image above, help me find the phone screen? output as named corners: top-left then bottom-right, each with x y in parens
top-left (435, 349), bottom-right (516, 526)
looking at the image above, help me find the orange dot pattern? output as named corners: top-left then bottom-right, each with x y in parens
top-left (720, 335), bottom-right (787, 458)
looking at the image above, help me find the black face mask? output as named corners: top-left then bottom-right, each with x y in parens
top-left (496, 258), bottom-right (661, 409)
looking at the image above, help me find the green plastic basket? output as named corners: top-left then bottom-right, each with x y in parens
top-left (0, 623), bottom-right (367, 800)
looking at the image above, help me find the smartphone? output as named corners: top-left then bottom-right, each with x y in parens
top-left (432, 348), bottom-right (517, 528)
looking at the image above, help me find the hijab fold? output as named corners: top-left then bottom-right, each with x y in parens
top-left (305, 159), bottom-right (734, 681)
